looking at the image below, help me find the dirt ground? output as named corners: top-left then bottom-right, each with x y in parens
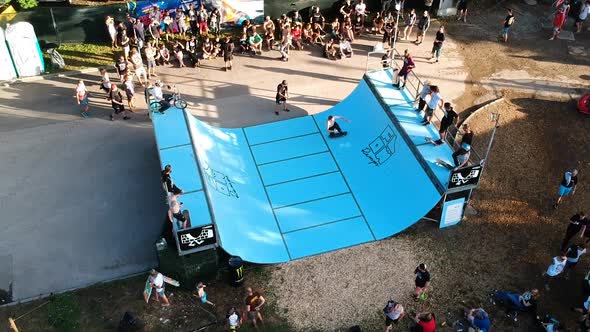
top-left (3, 1), bottom-right (590, 331)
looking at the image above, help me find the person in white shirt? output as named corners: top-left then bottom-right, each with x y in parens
top-left (421, 85), bottom-right (443, 125)
top-left (99, 68), bottom-right (111, 93)
top-left (543, 254), bottom-right (566, 290)
top-left (415, 80), bottom-right (431, 112)
top-left (149, 269), bottom-right (170, 306)
top-left (227, 307), bottom-right (242, 330)
top-left (576, 0), bottom-right (590, 33)
top-left (384, 301), bottom-right (405, 331)
top-left (75, 80), bottom-right (90, 117)
top-left (355, 0), bottom-right (368, 25)
top-left (339, 37), bottom-right (353, 58)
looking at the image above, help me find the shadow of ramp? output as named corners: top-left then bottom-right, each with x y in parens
top-left (0, 253), bottom-right (13, 304)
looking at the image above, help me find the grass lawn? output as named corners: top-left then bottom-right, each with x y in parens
top-left (43, 43), bottom-right (116, 74)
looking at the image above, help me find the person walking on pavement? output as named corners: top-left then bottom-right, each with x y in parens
top-left (430, 25), bottom-right (445, 63)
top-left (107, 84), bottom-right (131, 121)
top-left (275, 80), bottom-right (290, 115)
top-left (554, 169), bottom-right (579, 209)
top-left (75, 80), bottom-right (91, 118)
top-left (561, 212), bottom-right (588, 250)
top-left (245, 287), bottom-right (266, 329)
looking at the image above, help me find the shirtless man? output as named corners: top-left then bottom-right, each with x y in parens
top-left (327, 115), bottom-right (350, 135)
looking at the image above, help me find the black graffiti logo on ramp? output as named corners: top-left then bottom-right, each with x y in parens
top-left (362, 125), bottom-right (397, 166)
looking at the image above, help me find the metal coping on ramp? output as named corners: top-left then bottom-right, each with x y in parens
top-left (151, 70), bottom-right (453, 263)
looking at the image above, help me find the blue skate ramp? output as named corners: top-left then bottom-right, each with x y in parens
top-left (151, 72), bottom-right (452, 263)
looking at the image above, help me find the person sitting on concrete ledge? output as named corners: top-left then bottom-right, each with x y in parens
top-left (162, 164), bottom-right (183, 196)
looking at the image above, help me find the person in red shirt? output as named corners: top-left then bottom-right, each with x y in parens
top-left (393, 49), bottom-right (415, 89)
top-left (411, 312), bottom-right (436, 332)
top-left (291, 24), bottom-right (303, 50)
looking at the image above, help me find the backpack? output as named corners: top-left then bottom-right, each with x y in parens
top-left (383, 300), bottom-right (397, 314)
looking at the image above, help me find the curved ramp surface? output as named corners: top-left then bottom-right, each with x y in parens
top-left (152, 72), bottom-right (452, 263)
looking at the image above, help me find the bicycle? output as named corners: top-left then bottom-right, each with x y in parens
top-left (149, 84), bottom-right (188, 112)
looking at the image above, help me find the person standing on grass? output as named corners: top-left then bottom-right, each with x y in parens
top-left (107, 84), bottom-right (131, 121)
top-left (554, 169), bottom-right (579, 208)
top-left (383, 300), bottom-right (406, 332)
top-left (106, 16), bottom-right (117, 49)
top-left (223, 36), bottom-right (235, 71)
top-left (275, 80), bottom-right (290, 115)
top-left (149, 269), bottom-right (170, 306)
top-left (430, 25), bottom-right (445, 63)
top-left (196, 282), bottom-right (215, 306)
top-left (410, 312), bottom-right (436, 332)
top-left (565, 244), bottom-right (586, 279)
top-left (429, 102), bottom-right (458, 145)
top-left (120, 30), bottom-right (130, 60)
top-left (75, 80), bottom-right (90, 118)
top-left (415, 11), bottom-right (431, 45)
top-left (226, 307), bottom-right (242, 331)
top-left (457, 0), bottom-right (469, 22)
top-left (402, 9), bottom-right (417, 40)
top-left (543, 254), bottom-right (567, 290)
top-left (577, 1), bottom-right (590, 33)
top-left (245, 287), bottom-right (266, 329)
top-left (414, 263), bottom-right (431, 299)
top-left (561, 212), bottom-right (588, 250)
top-left (422, 85), bottom-right (443, 126)
top-left (415, 80), bottom-right (431, 113)
top-left (501, 9), bottom-right (515, 42)
top-left (393, 49), bottom-right (415, 89)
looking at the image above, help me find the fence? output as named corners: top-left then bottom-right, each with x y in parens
top-left (365, 46), bottom-right (484, 167)
top-left (0, 4), bottom-right (127, 45)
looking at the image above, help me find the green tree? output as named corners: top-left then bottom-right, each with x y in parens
top-left (4, 0), bottom-right (39, 9)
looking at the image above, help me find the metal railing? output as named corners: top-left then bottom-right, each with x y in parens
top-left (367, 47), bottom-right (483, 166)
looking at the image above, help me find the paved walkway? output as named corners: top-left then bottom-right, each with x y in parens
top-left (0, 24), bottom-right (466, 301)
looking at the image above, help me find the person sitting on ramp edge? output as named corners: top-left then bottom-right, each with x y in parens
top-left (327, 115), bottom-right (350, 137)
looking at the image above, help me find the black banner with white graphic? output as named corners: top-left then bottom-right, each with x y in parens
top-left (447, 165), bottom-right (482, 192)
top-left (177, 225), bottom-right (217, 252)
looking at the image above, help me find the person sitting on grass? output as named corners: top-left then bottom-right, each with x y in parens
top-left (201, 37), bottom-right (215, 62)
top-left (248, 31), bottom-right (264, 55)
top-left (156, 44), bottom-right (171, 66)
top-left (466, 308), bottom-right (490, 332)
top-left (302, 23), bottom-right (314, 44)
top-left (323, 38), bottom-right (338, 60)
top-left (291, 24), bottom-right (304, 50)
top-left (339, 36), bottom-right (353, 58)
top-left (185, 36), bottom-right (199, 68)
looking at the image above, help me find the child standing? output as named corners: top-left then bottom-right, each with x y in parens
top-left (196, 282), bottom-right (215, 306)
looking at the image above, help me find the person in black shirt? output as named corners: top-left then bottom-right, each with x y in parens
top-left (185, 36), bottom-right (199, 67)
top-left (383, 16), bottom-right (395, 47)
top-left (107, 84), bottom-right (131, 121)
top-left (457, 0), bottom-right (468, 22)
top-left (555, 169), bottom-right (579, 208)
top-left (162, 164), bottom-right (183, 196)
top-left (502, 9), bottom-right (515, 42)
top-left (310, 6), bottom-right (325, 29)
top-left (460, 123), bottom-right (473, 146)
top-left (223, 36), bottom-right (235, 71)
top-left (275, 80), bottom-right (290, 115)
top-left (339, 0), bottom-right (353, 20)
top-left (430, 25), bottom-right (445, 63)
top-left (114, 55), bottom-right (129, 82)
top-left (429, 102), bottom-right (458, 145)
top-left (414, 263), bottom-right (431, 298)
top-left (561, 213), bottom-right (587, 250)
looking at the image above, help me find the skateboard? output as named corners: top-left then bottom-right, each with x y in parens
top-left (80, 112), bottom-right (91, 118)
top-left (143, 277), bottom-right (152, 303)
top-left (425, 137), bottom-right (443, 145)
top-left (164, 276), bottom-right (180, 287)
top-left (435, 158), bottom-right (454, 170)
top-left (329, 131), bottom-right (348, 138)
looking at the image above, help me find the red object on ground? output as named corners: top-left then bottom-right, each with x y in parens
top-left (578, 93), bottom-right (590, 114)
